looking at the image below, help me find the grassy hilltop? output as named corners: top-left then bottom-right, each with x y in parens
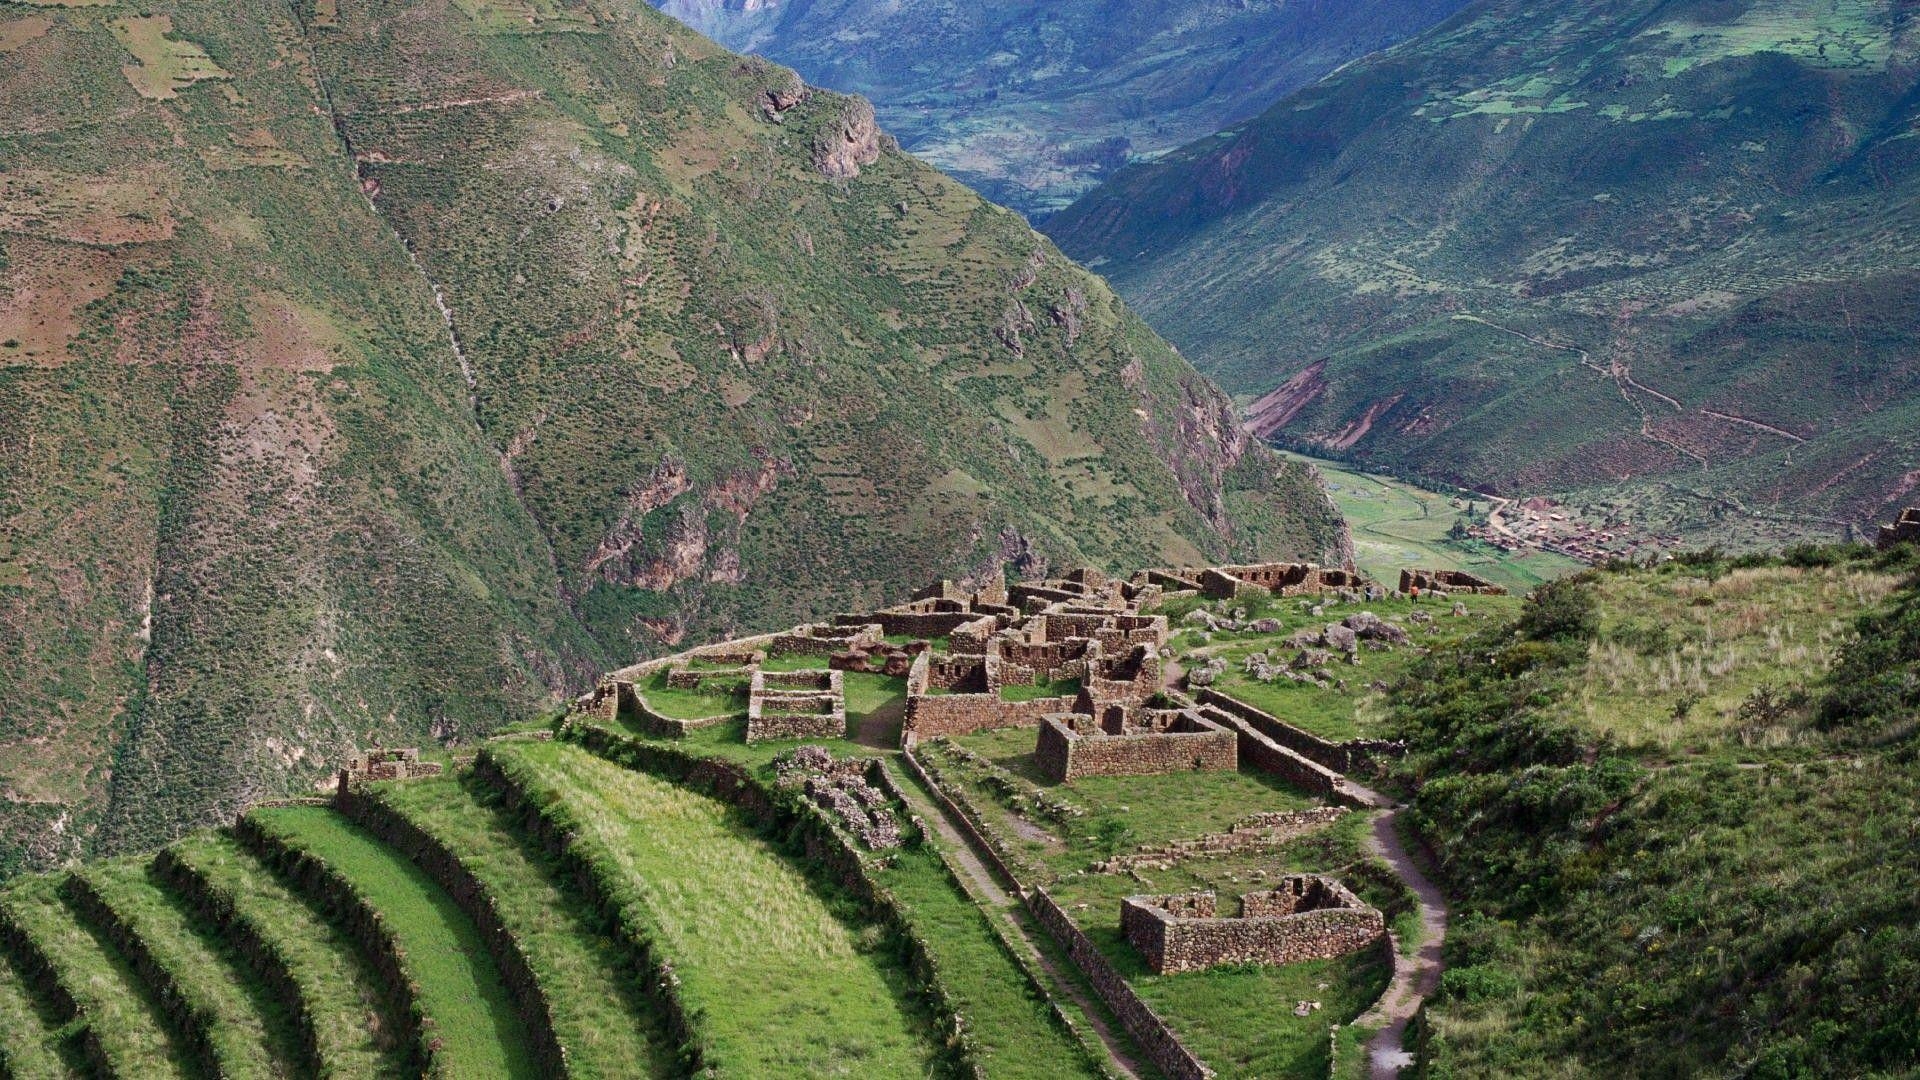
top-left (1049, 0), bottom-right (1920, 547)
top-left (0, 0), bottom-right (1344, 873)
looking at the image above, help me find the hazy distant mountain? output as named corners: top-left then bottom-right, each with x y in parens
top-left (653, 0), bottom-right (1470, 216)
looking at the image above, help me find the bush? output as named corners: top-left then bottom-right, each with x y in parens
top-left (1515, 577), bottom-right (1598, 643)
top-left (1440, 964), bottom-right (1521, 1004)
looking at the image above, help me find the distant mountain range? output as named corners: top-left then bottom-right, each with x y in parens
top-left (1049, 0), bottom-right (1920, 545)
top-left (0, 0), bottom-right (1342, 872)
top-left (652, 0), bottom-right (1469, 217)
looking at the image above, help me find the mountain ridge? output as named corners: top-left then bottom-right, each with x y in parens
top-left (1047, 0), bottom-right (1920, 546)
top-left (0, 0), bottom-right (1344, 872)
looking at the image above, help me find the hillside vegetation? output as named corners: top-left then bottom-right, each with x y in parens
top-left (652, 0), bottom-right (1468, 216)
top-left (1387, 543), bottom-right (1920, 1076)
top-left (1049, 0), bottom-right (1920, 546)
top-left (0, 0), bottom-right (1344, 873)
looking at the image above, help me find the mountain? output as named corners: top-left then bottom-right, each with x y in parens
top-left (0, 0), bottom-right (1345, 873)
top-left (651, 0), bottom-right (1471, 217)
top-left (1049, 0), bottom-right (1920, 546)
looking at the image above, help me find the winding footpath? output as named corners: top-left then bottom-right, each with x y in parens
top-left (1350, 789), bottom-right (1449, 1079)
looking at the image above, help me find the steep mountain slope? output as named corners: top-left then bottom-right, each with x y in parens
top-left (654, 0), bottom-right (1470, 217)
top-left (0, 0), bottom-right (1344, 873)
top-left (1050, 0), bottom-right (1920, 543)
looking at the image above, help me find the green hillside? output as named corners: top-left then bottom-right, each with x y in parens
top-left (1391, 543), bottom-right (1920, 1076)
top-left (0, 0), bottom-right (1345, 874)
top-left (651, 0), bottom-right (1469, 216)
top-left (0, 540), bottom-right (1911, 1076)
top-left (1048, 0), bottom-right (1920, 545)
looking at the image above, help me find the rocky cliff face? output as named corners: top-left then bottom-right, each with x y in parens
top-left (0, 0), bottom-right (1342, 872)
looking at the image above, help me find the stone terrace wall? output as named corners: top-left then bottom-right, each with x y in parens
top-left (746, 669), bottom-right (846, 743)
top-left (1120, 878), bottom-right (1385, 975)
top-left (837, 609), bottom-right (980, 638)
top-left (1197, 689), bottom-right (1403, 776)
top-left (1035, 713), bottom-right (1237, 782)
top-left (903, 693), bottom-right (1080, 744)
top-left (1198, 705), bottom-right (1377, 808)
top-left (1028, 889), bottom-right (1214, 1080)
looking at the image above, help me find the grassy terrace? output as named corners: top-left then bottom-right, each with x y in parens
top-left (876, 844), bottom-right (1105, 1080)
top-left (947, 725), bottom-right (1318, 874)
top-left (164, 833), bottom-right (405, 1078)
top-left (637, 670), bottom-right (746, 721)
top-left (77, 858), bottom-right (295, 1078)
top-left (487, 739), bottom-right (940, 1077)
top-left (1155, 589), bottom-right (1520, 742)
top-left (245, 807), bottom-right (540, 1079)
top-left (362, 775), bottom-right (675, 1078)
top-left (0, 947), bottom-right (68, 1079)
top-left (0, 875), bottom-right (185, 1077)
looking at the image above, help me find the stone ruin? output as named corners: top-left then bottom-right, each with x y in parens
top-left (1089, 807), bottom-right (1350, 874)
top-left (746, 669), bottom-right (847, 743)
top-left (337, 747), bottom-right (442, 790)
top-left (773, 746), bottom-right (902, 850)
top-left (1879, 507), bottom-right (1920, 550)
top-left (1120, 875), bottom-right (1384, 974)
top-left (1034, 705), bottom-right (1238, 783)
top-left (1161, 562), bottom-right (1377, 601)
top-left (1399, 568), bottom-right (1507, 596)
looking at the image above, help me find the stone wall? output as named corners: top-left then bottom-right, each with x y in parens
top-left (771, 622), bottom-right (882, 657)
top-left (746, 669), bottom-right (846, 743)
top-left (337, 748), bottom-right (442, 790)
top-left (1198, 705), bottom-right (1378, 808)
top-left (1196, 689), bottom-right (1403, 777)
top-left (1399, 568), bottom-right (1507, 595)
top-left (1197, 563), bottom-right (1373, 599)
top-left (664, 665), bottom-right (751, 690)
top-left (904, 692), bottom-right (1080, 744)
top-left (1880, 507), bottom-right (1920, 549)
top-left (838, 609), bottom-right (980, 638)
top-left (1028, 888), bottom-right (1215, 1080)
top-left (1120, 877), bottom-right (1385, 975)
top-left (1035, 711), bottom-right (1237, 782)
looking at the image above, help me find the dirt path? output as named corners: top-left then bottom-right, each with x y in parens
top-left (884, 760), bottom-right (1150, 1080)
top-left (1344, 783), bottom-right (1449, 1080)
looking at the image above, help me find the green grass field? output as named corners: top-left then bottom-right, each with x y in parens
top-left (78, 858), bottom-right (295, 1078)
top-left (487, 740), bottom-right (939, 1077)
top-left (164, 833), bottom-right (405, 1078)
top-left (245, 807), bottom-right (540, 1079)
top-left (1000, 677), bottom-right (1082, 703)
top-left (0, 875), bottom-right (185, 1077)
top-left (1285, 452), bottom-right (1581, 591)
top-left (361, 776), bottom-right (675, 1078)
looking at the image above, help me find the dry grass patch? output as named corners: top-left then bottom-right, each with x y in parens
top-left (110, 15), bottom-right (230, 100)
